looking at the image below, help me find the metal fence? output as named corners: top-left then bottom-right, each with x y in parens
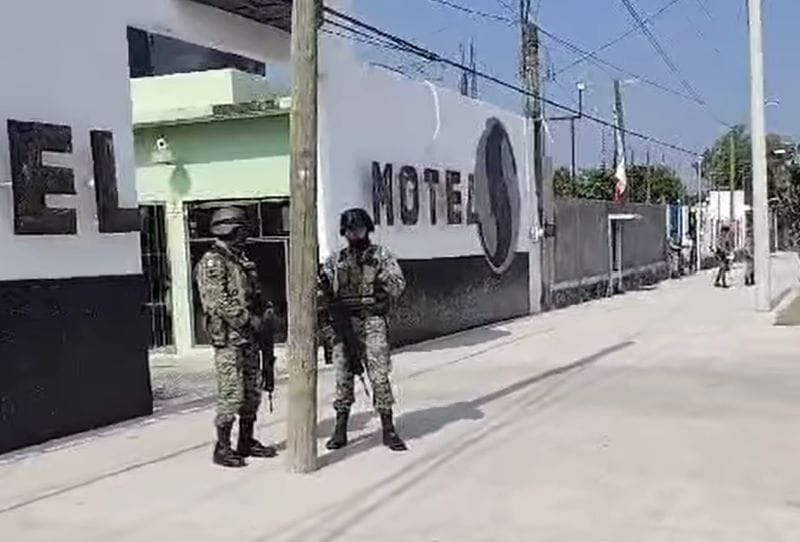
top-left (140, 204), bottom-right (174, 350)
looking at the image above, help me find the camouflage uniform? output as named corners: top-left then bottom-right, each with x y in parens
top-left (714, 229), bottom-right (734, 287)
top-left (195, 240), bottom-right (262, 428)
top-left (320, 244), bottom-right (406, 414)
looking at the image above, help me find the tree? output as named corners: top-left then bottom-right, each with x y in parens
top-left (702, 124), bottom-right (750, 190)
top-left (553, 167), bottom-right (575, 198)
top-left (625, 164), bottom-right (685, 204)
top-left (575, 167), bottom-right (614, 201)
top-left (775, 163), bottom-right (800, 251)
top-left (555, 164), bottom-right (684, 204)
top-left (702, 124), bottom-right (795, 196)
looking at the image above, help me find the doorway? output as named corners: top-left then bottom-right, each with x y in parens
top-left (186, 199), bottom-right (290, 346)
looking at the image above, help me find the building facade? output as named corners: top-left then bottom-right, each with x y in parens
top-left (0, 0), bottom-right (290, 454)
top-left (1, 0), bottom-right (542, 453)
top-left (133, 69), bottom-right (291, 354)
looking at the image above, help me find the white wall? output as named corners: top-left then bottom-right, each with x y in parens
top-left (0, 0), bottom-right (142, 280)
top-left (318, 33), bottom-right (538, 262)
top-left (0, 0), bottom-right (290, 281)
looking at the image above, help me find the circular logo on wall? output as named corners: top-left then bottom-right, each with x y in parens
top-left (473, 118), bottom-right (521, 275)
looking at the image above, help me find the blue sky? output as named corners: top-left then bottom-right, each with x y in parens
top-left (346, 0), bottom-right (798, 182)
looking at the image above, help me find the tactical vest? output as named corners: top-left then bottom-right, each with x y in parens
top-left (334, 245), bottom-right (380, 300)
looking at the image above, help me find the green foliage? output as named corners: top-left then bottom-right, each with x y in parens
top-left (555, 164), bottom-right (684, 204)
top-left (702, 124), bottom-right (750, 190)
top-left (702, 124), bottom-right (796, 194)
top-left (553, 167), bottom-right (575, 198)
top-left (775, 164), bottom-right (800, 250)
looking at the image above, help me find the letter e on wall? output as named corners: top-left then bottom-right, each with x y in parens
top-left (8, 120), bottom-right (77, 235)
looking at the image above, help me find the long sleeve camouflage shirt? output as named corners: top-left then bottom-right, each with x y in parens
top-left (195, 240), bottom-right (264, 347)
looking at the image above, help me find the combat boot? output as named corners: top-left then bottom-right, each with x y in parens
top-left (380, 410), bottom-right (407, 452)
top-left (213, 423), bottom-right (246, 468)
top-left (237, 418), bottom-right (277, 458)
top-left (326, 410), bottom-right (349, 450)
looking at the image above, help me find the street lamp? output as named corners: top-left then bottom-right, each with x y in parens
top-left (551, 81), bottom-right (586, 186)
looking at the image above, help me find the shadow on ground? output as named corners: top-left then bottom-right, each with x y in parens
top-left (316, 340), bottom-right (635, 469)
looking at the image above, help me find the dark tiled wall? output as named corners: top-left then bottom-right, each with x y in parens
top-left (0, 275), bottom-right (152, 454)
top-left (389, 253), bottom-right (530, 346)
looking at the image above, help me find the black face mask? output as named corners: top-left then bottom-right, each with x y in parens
top-left (348, 237), bottom-right (370, 250)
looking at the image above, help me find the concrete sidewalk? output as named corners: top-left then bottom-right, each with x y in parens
top-left (1, 254), bottom-right (799, 541)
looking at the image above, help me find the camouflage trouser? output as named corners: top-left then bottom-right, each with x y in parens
top-left (318, 318), bottom-right (336, 365)
top-left (333, 315), bottom-right (394, 414)
top-left (214, 343), bottom-right (261, 428)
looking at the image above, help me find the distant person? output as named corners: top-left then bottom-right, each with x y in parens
top-left (195, 206), bottom-right (277, 468)
top-left (714, 224), bottom-right (734, 288)
top-left (668, 236), bottom-right (684, 278)
top-left (744, 238), bottom-right (755, 286)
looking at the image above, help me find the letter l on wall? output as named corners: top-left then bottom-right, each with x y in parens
top-left (91, 131), bottom-right (140, 233)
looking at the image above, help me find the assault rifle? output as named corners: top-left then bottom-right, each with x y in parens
top-left (317, 271), bottom-right (390, 397)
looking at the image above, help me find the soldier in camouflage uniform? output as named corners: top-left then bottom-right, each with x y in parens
top-left (195, 206), bottom-right (277, 468)
top-left (714, 224), bottom-right (734, 288)
top-left (319, 208), bottom-right (408, 452)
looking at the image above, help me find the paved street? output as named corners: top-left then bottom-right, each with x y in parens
top-left (1, 255), bottom-right (799, 541)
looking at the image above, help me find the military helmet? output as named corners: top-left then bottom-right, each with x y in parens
top-left (210, 206), bottom-right (247, 237)
top-left (339, 207), bottom-right (375, 236)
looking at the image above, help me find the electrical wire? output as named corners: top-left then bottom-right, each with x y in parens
top-left (323, 6), bottom-right (701, 156)
top-left (536, 25), bottom-right (701, 105)
top-left (617, 0), bottom-right (732, 128)
top-left (556, 0), bottom-right (683, 75)
top-left (417, 0), bottom-right (726, 120)
top-left (427, 0), bottom-right (514, 23)
top-left (693, 0), bottom-right (713, 19)
top-left (618, 0), bottom-right (703, 104)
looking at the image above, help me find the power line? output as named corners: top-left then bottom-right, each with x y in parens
top-left (618, 0), bottom-right (704, 104)
top-left (418, 0), bottom-right (721, 116)
top-left (617, 0), bottom-right (733, 129)
top-left (426, 0), bottom-right (515, 23)
top-left (536, 25), bottom-right (701, 105)
top-left (322, 6), bottom-right (701, 157)
top-left (693, 0), bottom-right (713, 19)
top-left (556, 0), bottom-right (683, 75)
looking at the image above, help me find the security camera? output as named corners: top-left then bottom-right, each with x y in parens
top-left (151, 136), bottom-right (174, 165)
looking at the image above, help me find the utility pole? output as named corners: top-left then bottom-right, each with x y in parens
top-left (601, 122), bottom-right (608, 171)
top-left (612, 79), bottom-right (627, 203)
top-left (729, 131), bottom-right (736, 229)
top-left (645, 148), bottom-right (651, 204)
top-left (748, 0), bottom-right (771, 311)
top-left (696, 158), bottom-right (702, 272)
top-left (286, 0), bottom-right (319, 473)
top-left (459, 42), bottom-right (469, 97)
top-left (521, 0), bottom-right (551, 309)
top-left (470, 40), bottom-right (478, 99)
top-left (550, 82), bottom-right (584, 185)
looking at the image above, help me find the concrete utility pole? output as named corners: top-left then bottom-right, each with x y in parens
top-left (696, 158), bottom-right (702, 273)
top-left (729, 131), bottom-right (736, 226)
top-left (286, 0), bottom-right (319, 473)
top-left (645, 148), bottom-right (651, 204)
top-left (521, 0), bottom-right (552, 309)
top-left (748, 0), bottom-right (771, 311)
